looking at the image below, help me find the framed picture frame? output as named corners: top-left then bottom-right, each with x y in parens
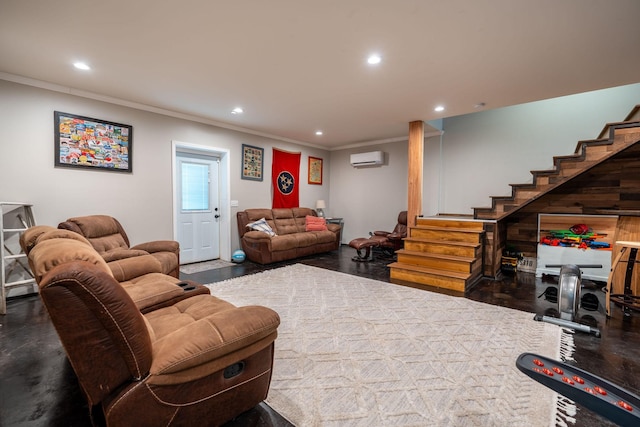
top-left (54, 111), bottom-right (132, 173)
top-left (308, 156), bottom-right (323, 185)
top-left (241, 144), bottom-right (264, 181)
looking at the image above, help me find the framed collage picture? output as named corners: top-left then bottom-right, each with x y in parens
top-left (54, 111), bottom-right (132, 173)
top-left (241, 144), bottom-right (264, 181)
top-left (308, 156), bottom-right (323, 185)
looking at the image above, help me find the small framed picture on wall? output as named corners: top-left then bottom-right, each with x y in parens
top-left (308, 156), bottom-right (323, 185)
top-left (241, 144), bottom-right (264, 181)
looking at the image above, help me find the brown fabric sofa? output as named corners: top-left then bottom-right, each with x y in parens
top-left (58, 214), bottom-right (180, 278)
top-left (22, 225), bottom-right (281, 427)
top-left (237, 207), bottom-right (342, 264)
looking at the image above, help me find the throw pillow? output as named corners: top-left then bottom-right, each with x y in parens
top-left (305, 215), bottom-right (327, 231)
top-left (246, 218), bottom-right (277, 236)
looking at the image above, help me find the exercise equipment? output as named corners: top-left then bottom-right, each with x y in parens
top-left (605, 241), bottom-right (640, 317)
top-left (517, 353), bottom-right (640, 427)
top-left (535, 264), bottom-right (601, 337)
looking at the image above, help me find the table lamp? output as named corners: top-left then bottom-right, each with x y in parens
top-left (316, 200), bottom-right (326, 218)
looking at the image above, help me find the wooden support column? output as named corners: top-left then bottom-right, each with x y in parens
top-left (408, 120), bottom-right (424, 228)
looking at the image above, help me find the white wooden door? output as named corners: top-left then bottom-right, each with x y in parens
top-left (176, 153), bottom-right (220, 264)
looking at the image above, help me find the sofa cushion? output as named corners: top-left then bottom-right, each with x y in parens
top-left (270, 234), bottom-right (299, 252)
top-left (312, 230), bottom-right (337, 244)
top-left (294, 232), bottom-right (317, 248)
top-left (305, 215), bottom-right (327, 231)
top-left (272, 209), bottom-right (299, 235)
top-left (89, 234), bottom-right (130, 253)
top-left (64, 215), bottom-right (130, 253)
top-left (66, 214), bottom-right (121, 238)
top-left (293, 208), bottom-right (315, 232)
top-left (29, 233), bottom-right (112, 282)
top-left (120, 272), bottom-right (187, 311)
top-left (35, 228), bottom-right (93, 246)
top-left (20, 225), bottom-right (57, 255)
top-left (246, 218), bottom-right (277, 236)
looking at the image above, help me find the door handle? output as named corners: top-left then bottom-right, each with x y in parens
top-left (215, 214), bottom-right (220, 219)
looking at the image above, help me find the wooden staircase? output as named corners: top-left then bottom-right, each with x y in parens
top-left (388, 217), bottom-right (485, 292)
top-left (474, 105), bottom-right (640, 221)
top-left (389, 105), bottom-right (640, 286)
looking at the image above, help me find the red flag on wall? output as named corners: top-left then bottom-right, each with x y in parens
top-left (272, 148), bottom-right (301, 208)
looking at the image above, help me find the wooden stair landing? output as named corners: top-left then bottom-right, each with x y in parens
top-left (389, 217), bottom-right (484, 293)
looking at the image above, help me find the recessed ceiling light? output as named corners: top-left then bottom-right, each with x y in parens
top-left (315, 130), bottom-right (323, 136)
top-left (434, 105), bottom-right (445, 112)
top-left (367, 54), bottom-right (381, 65)
top-left (231, 107), bottom-right (243, 114)
top-left (73, 62), bottom-right (90, 70)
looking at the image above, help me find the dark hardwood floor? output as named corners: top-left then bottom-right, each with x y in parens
top-left (1, 245), bottom-right (639, 426)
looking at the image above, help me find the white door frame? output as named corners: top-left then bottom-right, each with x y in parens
top-left (172, 141), bottom-right (231, 262)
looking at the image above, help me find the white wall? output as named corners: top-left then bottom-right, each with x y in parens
top-left (329, 143), bottom-right (408, 243)
top-left (439, 83), bottom-right (640, 214)
top-left (0, 79), bottom-right (330, 255)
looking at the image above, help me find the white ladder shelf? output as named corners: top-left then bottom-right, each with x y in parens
top-left (1, 202), bottom-right (37, 315)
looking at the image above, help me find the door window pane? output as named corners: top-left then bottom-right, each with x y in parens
top-left (182, 162), bottom-right (209, 211)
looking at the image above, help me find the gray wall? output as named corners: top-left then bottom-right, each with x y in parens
top-left (0, 79), bottom-right (330, 253)
top-left (329, 142), bottom-right (408, 243)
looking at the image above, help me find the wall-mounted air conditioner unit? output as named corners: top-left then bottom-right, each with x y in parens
top-left (350, 151), bottom-right (384, 167)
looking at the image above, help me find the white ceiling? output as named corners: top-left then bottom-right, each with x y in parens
top-left (1, 0), bottom-right (639, 149)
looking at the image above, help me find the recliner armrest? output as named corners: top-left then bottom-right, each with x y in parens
top-left (373, 231), bottom-right (390, 237)
top-left (386, 232), bottom-right (405, 241)
top-left (108, 255), bottom-right (163, 282)
top-left (132, 240), bottom-right (180, 255)
top-left (102, 248), bottom-right (149, 263)
top-left (242, 231), bottom-right (274, 241)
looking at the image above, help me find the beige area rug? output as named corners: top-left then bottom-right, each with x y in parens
top-left (179, 259), bottom-right (235, 274)
top-left (207, 264), bottom-right (569, 427)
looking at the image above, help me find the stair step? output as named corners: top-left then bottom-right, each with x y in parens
top-left (574, 138), bottom-right (611, 152)
top-left (416, 217), bottom-right (484, 230)
top-left (410, 226), bottom-right (483, 243)
top-left (388, 262), bottom-right (475, 293)
top-left (396, 249), bottom-right (480, 273)
top-left (404, 238), bottom-right (481, 258)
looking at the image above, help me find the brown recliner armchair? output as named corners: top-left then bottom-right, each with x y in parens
top-left (21, 226), bottom-right (209, 313)
top-left (348, 211), bottom-right (408, 261)
top-left (59, 215), bottom-right (180, 278)
top-left (26, 226), bottom-right (280, 427)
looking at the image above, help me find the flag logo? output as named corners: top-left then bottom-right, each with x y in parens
top-left (277, 171), bottom-right (295, 194)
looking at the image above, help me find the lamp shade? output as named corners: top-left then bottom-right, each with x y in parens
top-left (316, 200), bottom-right (326, 209)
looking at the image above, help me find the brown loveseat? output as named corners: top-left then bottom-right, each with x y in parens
top-left (21, 225), bottom-right (281, 427)
top-left (237, 207), bottom-right (342, 264)
top-left (58, 215), bottom-right (180, 278)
